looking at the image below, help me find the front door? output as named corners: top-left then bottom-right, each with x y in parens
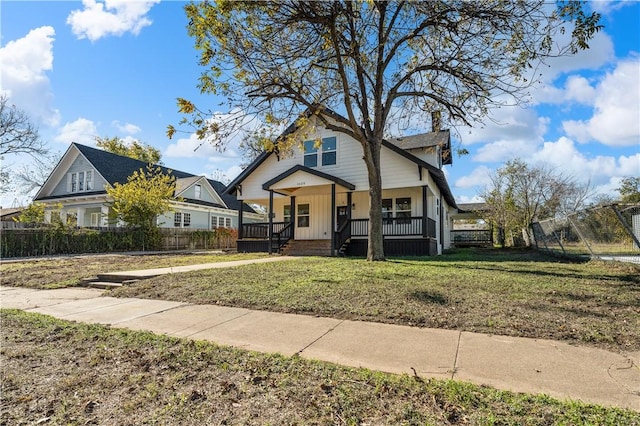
top-left (337, 206), bottom-right (349, 230)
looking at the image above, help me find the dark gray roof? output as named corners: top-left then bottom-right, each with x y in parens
top-left (388, 130), bottom-right (449, 150)
top-left (37, 143), bottom-right (256, 214)
top-left (456, 202), bottom-right (488, 213)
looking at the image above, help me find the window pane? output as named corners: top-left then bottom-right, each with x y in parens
top-left (304, 153), bottom-right (317, 167)
top-left (322, 151), bottom-right (336, 166)
top-left (78, 172), bottom-right (84, 191)
top-left (303, 140), bottom-right (318, 153)
top-left (284, 205), bottom-right (291, 222)
top-left (195, 184), bottom-right (201, 199)
top-left (297, 216), bottom-right (309, 227)
top-left (86, 171), bottom-right (93, 190)
top-left (298, 203), bottom-right (309, 215)
top-left (396, 197), bottom-right (411, 212)
top-left (322, 137), bottom-right (336, 151)
top-left (225, 218), bottom-right (231, 228)
top-left (183, 213), bottom-right (191, 227)
top-left (71, 173), bottom-right (77, 192)
top-left (211, 216), bottom-right (218, 229)
top-left (174, 212), bottom-right (182, 227)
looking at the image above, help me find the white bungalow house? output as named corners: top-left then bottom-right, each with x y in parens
top-left (33, 143), bottom-right (263, 229)
top-left (224, 110), bottom-right (459, 256)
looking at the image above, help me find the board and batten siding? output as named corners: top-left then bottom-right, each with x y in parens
top-left (50, 154), bottom-right (107, 197)
top-left (238, 128), bottom-right (431, 201)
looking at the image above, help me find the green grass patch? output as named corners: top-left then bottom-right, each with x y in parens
top-left (111, 249), bottom-right (640, 353)
top-left (2, 309), bottom-right (637, 425)
top-left (0, 252), bottom-right (269, 289)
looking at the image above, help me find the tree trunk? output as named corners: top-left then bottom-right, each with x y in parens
top-left (363, 138), bottom-right (385, 261)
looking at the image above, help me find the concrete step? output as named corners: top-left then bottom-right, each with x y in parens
top-left (85, 281), bottom-right (123, 290)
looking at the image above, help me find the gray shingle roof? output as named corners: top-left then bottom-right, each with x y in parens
top-left (38, 143), bottom-right (256, 214)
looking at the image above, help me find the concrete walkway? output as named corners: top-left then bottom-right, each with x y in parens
top-left (2, 285), bottom-right (639, 411)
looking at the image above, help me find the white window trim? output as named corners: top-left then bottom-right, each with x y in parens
top-left (68, 170), bottom-right (94, 193)
top-left (303, 136), bottom-right (337, 168)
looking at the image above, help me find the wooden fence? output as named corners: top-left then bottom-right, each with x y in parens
top-left (1, 226), bottom-right (237, 258)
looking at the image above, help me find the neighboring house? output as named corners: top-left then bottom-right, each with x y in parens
top-left (225, 109), bottom-right (459, 256)
top-left (33, 143), bottom-right (263, 229)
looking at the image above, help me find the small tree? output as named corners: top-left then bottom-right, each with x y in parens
top-left (15, 202), bottom-right (46, 224)
top-left (96, 136), bottom-right (162, 164)
top-left (617, 177), bottom-right (640, 203)
top-left (482, 159), bottom-right (589, 246)
top-left (106, 165), bottom-right (176, 231)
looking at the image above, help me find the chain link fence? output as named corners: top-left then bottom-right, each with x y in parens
top-left (531, 203), bottom-right (640, 264)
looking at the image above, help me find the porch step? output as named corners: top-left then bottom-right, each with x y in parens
top-left (281, 240), bottom-right (333, 256)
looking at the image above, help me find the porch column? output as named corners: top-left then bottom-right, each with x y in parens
top-left (237, 202), bottom-right (244, 239)
top-left (100, 206), bottom-right (109, 227)
top-left (290, 196), bottom-right (296, 240)
top-left (76, 207), bottom-right (86, 227)
top-left (268, 190), bottom-right (274, 254)
top-left (347, 192), bottom-right (352, 220)
top-left (331, 184), bottom-right (336, 256)
top-left (422, 186), bottom-right (428, 238)
top-left (439, 195), bottom-right (444, 254)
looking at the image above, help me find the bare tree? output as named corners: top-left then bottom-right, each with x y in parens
top-left (0, 95), bottom-right (47, 158)
top-left (170, 1), bottom-right (601, 260)
top-left (482, 159), bottom-right (591, 246)
top-left (14, 152), bottom-right (62, 194)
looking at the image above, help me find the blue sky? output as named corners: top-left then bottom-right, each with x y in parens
top-left (1, 0), bottom-right (638, 208)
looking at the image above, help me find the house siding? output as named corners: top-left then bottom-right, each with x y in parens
top-left (180, 181), bottom-right (222, 205)
top-left (50, 155), bottom-right (107, 197)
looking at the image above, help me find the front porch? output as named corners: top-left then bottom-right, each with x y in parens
top-left (237, 216), bottom-right (438, 256)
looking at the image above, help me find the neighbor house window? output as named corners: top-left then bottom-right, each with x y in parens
top-left (183, 213), bottom-right (191, 227)
top-left (90, 212), bottom-right (100, 227)
top-left (194, 184), bottom-right (201, 199)
top-left (225, 217), bottom-right (231, 228)
top-left (86, 171), bottom-right (93, 190)
top-left (303, 137), bottom-right (337, 168)
top-left (211, 216), bottom-right (218, 229)
top-left (174, 212), bottom-right (182, 227)
top-left (69, 170), bottom-right (94, 193)
top-left (219, 217), bottom-right (226, 228)
top-left (297, 203), bottom-right (310, 227)
top-left (284, 205), bottom-right (291, 223)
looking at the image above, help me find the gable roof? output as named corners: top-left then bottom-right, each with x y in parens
top-left (262, 165), bottom-right (356, 192)
top-left (224, 109), bottom-right (458, 209)
top-left (35, 143), bottom-right (256, 213)
top-left (388, 130), bottom-right (452, 166)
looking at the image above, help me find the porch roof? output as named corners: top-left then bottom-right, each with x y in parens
top-left (262, 165), bottom-right (356, 193)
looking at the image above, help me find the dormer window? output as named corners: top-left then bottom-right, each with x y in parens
top-left (303, 136), bottom-right (337, 168)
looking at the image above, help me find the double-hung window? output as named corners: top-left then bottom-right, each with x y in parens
top-left (194, 184), bottom-right (201, 199)
top-left (381, 197), bottom-right (412, 223)
top-left (86, 171), bottom-right (93, 190)
top-left (174, 212), bottom-right (182, 227)
top-left (303, 137), bottom-right (337, 168)
top-left (71, 173), bottom-right (77, 192)
top-left (183, 213), bottom-right (191, 227)
top-left (284, 205), bottom-right (291, 223)
top-left (382, 199), bottom-right (393, 224)
top-left (297, 203), bottom-right (310, 227)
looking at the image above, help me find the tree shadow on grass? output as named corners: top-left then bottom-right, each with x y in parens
top-left (409, 291), bottom-right (448, 305)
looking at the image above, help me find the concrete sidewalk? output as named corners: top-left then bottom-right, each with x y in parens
top-left (1, 285), bottom-right (639, 411)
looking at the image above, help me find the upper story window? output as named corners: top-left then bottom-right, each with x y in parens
top-left (194, 184), bottom-right (201, 199)
top-left (303, 136), bottom-right (337, 168)
top-left (69, 170), bottom-right (93, 193)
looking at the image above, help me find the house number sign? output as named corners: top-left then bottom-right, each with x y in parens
top-left (296, 181), bottom-right (306, 186)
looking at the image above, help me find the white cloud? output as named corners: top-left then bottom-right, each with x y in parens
top-left (589, 0), bottom-right (635, 15)
top-left (454, 165), bottom-right (492, 190)
top-left (0, 26), bottom-right (60, 126)
top-left (562, 58), bottom-right (640, 146)
top-left (529, 136), bottom-right (639, 187)
top-left (67, 0), bottom-right (160, 42)
top-left (460, 105), bottom-right (548, 146)
top-left (111, 120), bottom-right (141, 134)
top-left (54, 118), bottom-right (98, 145)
